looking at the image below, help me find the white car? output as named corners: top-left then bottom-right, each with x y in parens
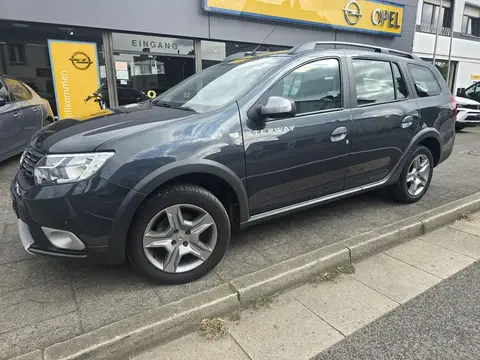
top-left (455, 96), bottom-right (480, 131)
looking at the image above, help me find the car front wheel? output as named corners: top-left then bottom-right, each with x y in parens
top-left (127, 184), bottom-right (230, 284)
top-left (388, 145), bottom-right (434, 204)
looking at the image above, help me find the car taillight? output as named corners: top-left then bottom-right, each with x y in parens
top-left (450, 95), bottom-right (458, 119)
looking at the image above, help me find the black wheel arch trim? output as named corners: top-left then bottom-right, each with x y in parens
top-left (387, 127), bottom-right (442, 185)
top-left (107, 160), bottom-right (249, 263)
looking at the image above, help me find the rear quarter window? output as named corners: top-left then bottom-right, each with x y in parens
top-left (408, 64), bottom-right (442, 98)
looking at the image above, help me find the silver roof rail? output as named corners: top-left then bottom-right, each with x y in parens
top-left (289, 41), bottom-right (420, 60)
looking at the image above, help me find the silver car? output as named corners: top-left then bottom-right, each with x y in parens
top-left (0, 75), bottom-right (54, 162)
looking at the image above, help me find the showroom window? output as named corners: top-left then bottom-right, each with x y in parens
top-left (111, 32), bottom-right (195, 102)
top-left (0, 20), bottom-right (106, 117)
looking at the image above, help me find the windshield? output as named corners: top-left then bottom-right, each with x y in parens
top-left (153, 56), bottom-right (287, 113)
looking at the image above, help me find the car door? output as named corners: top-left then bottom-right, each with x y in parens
top-left (244, 57), bottom-right (353, 215)
top-left (344, 57), bottom-right (419, 189)
top-left (3, 77), bottom-right (43, 146)
top-left (0, 77), bottom-right (24, 158)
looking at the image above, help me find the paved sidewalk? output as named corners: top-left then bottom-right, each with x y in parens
top-left (132, 212), bottom-right (480, 360)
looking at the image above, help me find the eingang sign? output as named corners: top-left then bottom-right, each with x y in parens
top-left (203, 0), bottom-right (404, 36)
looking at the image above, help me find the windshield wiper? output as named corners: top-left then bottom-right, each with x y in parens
top-left (177, 106), bottom-right (197, 113)
top-left (154, 101), bottom-right (173, 108)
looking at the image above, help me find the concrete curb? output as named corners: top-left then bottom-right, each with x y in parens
top-left (30, 191), bottom-right (480, 360)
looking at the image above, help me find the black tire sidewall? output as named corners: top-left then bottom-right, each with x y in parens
top-left (398, 145), bottom-right (434, 203)
top-left (127, 186), bottom-right (230, 284)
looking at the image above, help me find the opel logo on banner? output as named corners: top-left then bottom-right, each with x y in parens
top-left (69, 51), bottom-right (93, 70)
top-left (344, 0), bottom-right (362, 25)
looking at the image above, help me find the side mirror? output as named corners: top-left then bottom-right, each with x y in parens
top-left (457, 88), bottom-right (466, 96)
top-left (260, 96), bottom-right (296, 119)
top-left (0, 98), bottom-right (6, 107)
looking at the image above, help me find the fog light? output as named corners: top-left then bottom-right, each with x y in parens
top-left (42, 227), bottom-right (86, 250)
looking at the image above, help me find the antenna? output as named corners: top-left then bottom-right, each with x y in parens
top-left (252, 28), bottom-right (276, 55)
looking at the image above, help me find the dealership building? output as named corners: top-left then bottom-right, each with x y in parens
top-left (1, 0), bottom-right (418, 118)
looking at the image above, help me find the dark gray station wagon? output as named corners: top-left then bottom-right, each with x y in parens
top-left (11, 42), bottom-right (456, 284)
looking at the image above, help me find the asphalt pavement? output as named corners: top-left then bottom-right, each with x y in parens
top-left (1, 128), bottom-right (480, 359)
top-left (312, 260), bottom-right (480, 360)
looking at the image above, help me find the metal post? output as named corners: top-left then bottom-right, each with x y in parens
top-left (102, 32), bottom-right (118, 108)
top-left (432, 0), bottom-right (444, 65)
top-left (194, 40), bottom-right (202, 73)
top-left (446, 1), bottom-right (456, 89)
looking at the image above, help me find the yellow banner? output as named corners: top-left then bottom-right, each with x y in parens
top-left (203, 0), bottom-right (404, 36)
top-left (48, 40), bottom-right (101, 119)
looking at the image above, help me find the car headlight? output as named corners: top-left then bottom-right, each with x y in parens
top-left (34, 152), bottom-right (114, 185)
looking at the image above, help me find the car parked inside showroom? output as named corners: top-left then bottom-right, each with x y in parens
top-left (0, 74), bottom-right (55, 162)
top-left (11, 42), bottom-right (456, 284)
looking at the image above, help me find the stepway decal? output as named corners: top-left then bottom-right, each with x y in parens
top-left (244, 126), bottom-right (295, 137)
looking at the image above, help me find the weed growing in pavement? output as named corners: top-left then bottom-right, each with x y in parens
top-left (310, 264), bottom-right (356, 286)
top-left (199, 318), bottom-right (227, 340)
top-left (252, 294), bottom-right (274, 309)
top-left (460, 213), bottom-right (470, 220)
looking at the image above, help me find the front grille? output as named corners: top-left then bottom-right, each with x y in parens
top-left (460, 104), bottom-right (480, 111)
top-left (20, 149), bottom-right (43, 184)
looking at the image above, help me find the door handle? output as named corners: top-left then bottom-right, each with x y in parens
top-left (401, 115), bottom-right (414, 129)
top-left (330, 126), bottom-right (348, 142)
top-left (32, 107), bottom-right (41, 113)
top-left (13, 112), bottom-right (22, 118)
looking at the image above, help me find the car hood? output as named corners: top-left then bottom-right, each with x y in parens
top-left (31, 102), bottom-right (195, 153)
top-left (455, 96), bottom-right (480, 106)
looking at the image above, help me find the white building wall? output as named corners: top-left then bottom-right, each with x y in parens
top-left (414, 0), bottom-right (480, 90)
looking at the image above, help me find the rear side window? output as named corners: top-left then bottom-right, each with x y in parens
top-left (408, 64), bottom-right (442, 98)
top-left (352, 59), bottom-right (395, 105)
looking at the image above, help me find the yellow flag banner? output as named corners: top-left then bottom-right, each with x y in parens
top-left (48, 40), bottom-right (101, 119)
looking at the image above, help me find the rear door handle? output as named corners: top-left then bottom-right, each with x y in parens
top-left (13, 112), bottom-right (22, 118)
top-left (32, 107), bottom-right (41, 113)
top-left (401, 115), bottom-right (414, 129)
top-left (330, 126), bottom-right (348, 142)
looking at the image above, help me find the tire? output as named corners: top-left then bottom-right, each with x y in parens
top-left (455, 124), bottom-right (466, 132)
top-left (388, 145), bottom-right (434, 204)
top-left (127, 184), bottom-right (231, 284)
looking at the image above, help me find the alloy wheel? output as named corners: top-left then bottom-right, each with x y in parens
top-left (406, 154), bottom-right (430, 197)
top-left (142, 204), bottom-right (217, 273)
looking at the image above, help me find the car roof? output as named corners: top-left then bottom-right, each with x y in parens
top-left (223, 41), bottom-right (421, 65)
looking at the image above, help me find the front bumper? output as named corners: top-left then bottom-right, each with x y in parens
top-left (10, 172), bottom-right (132, 263)
top-left (457, 108), bottom-right (480, 126)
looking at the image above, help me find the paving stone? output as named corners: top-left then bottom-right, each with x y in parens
top-left (10, 350), bottom-right (43, 360)
top-left (0, 240), bottom-right (32, 265)
top-left (291, 276), bottom-right (398, 336)
top-left (70, 264), bottom-right (160, 332)
top-left (385, 239), bottom-right (475, 279)
top-left (1, 222), bottom-right (19, 244)
top-left (421, 227), bottom-right (480, 259)
top-left (132, 333), bottom-right (249, 360)
top-left (155, 271), bottom-right (224, 305)
top-left (0, 257), bottom-right (69, 294)
top-left (214, 241), bottom-right (271, 281)
top-left (351, 253), bottom-right (441, 304)
top-left (229, 294), bottom-right (343, 360)
top-left (0, 279), bottom-right (75, 333)
top-left (450, 219), bottom-right (480, 237)
top-left (0, 312), bottom-right (81, 360)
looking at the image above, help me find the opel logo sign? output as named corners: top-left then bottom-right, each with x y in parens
top-left (69, 51), bottom-right (93, 70)
top-left (344, 0), bottom-right (362, 25)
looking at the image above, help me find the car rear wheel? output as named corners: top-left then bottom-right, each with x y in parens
top-left (127, 184), bottom-right (230, 284)
top-left (388, 145), bottom-right (434, 204)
